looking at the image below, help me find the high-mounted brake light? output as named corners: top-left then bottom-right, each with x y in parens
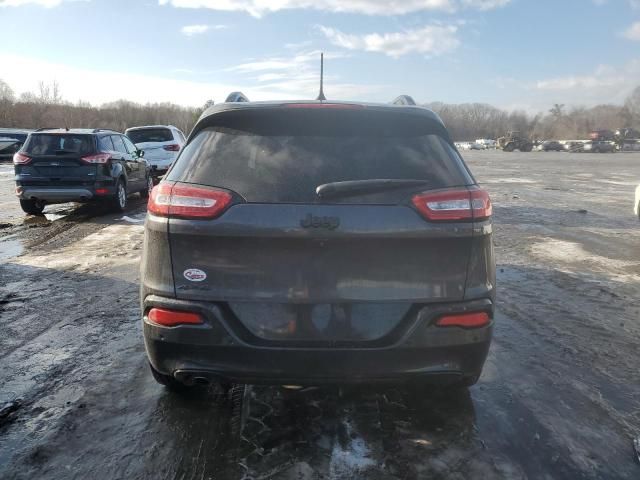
top-left (148, 183), bottom-right (232, 219)
top-left (412, 188), bottom-right (491, 221)
top-left (436, 312), bottom-right (490, 329)
top-left (13, 152), bottom-right (31, 165)
top-left (82, 152), bottom-right (111, 164)
top-left (147, 308), bottom-right (203, 327)
top-left (163, 144), bottom-right (181, 152)
top-left (284, 103), bottom-right (366, 109)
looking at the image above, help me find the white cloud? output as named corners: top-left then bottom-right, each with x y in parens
top-left (158, 0), bottom-right (509, 17)
top-left (0, 0), bottom-right (82, 6)
top-left (0, 53), bottom-right (383, 106)
top-left (535, 64), bottom-right (627, 90)
top-left (224, 50), bottom-right (383, 99)
top-left (622, 21), bottom-right (640, 40)
top-left (180, 24), bottom-right (227, 36)
top-left (527, 59), bottom-right (640, 109)
top-left (319, 24), bottom-right (460, 58)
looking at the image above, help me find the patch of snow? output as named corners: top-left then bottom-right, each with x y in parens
top-left (328, 418), bottom-right (375, 478)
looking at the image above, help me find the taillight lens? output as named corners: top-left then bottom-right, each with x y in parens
top-left (412, 187), bottom-right (491, 221)
top-left (147, 308), bottom-right (203, 327)
top-left (469, 188), bottom-right (492, 220)
top-left (148, 182), bottom-right (232, 219)
top-left (436, 312), bottom-right (490, 328)
top-left (13, 152), bottom-right (31, 165)
top-left (82, 153), bottom-right (111, 164)
top-left (163, 144), bottom-right (181, 152)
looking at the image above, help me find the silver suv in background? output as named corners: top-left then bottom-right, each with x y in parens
top-left (125, 125), bottom-right (186, 176)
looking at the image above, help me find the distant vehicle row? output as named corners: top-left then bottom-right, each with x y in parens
top-left (456, 137), bottom-right (627, 153)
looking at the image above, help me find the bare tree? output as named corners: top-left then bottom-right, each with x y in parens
top-left (0, 79), bottom-right (15, 125)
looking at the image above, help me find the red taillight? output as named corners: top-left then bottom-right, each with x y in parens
top-left (436, 312), bottom-right (490, 329)
top-left (13, 152), bottom-right (31, 165)
top-left (412, 187), bottom-right (491, 221)
top-left (163, 144), bottom-right (181, 152)
top-left (148, 182), bottom-right (232, 219)
top-left (95, 188), bottom-right (109, 195)
top-left (469, 188), bottom-right (492, 220)
top-left (82, 152), bottom-right (111, 164)
top-left (147, 308), bottom-right (203, 327)
top-left (284, 103), bottom-right (366, 109)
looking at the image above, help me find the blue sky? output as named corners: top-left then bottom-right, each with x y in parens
top-left (1, 0), bottom-right (639, 112)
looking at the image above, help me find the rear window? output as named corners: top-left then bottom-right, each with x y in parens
top-left (127, 128), bottom-right (173, 144)
top-left (23, 134), bottom-right (95, 156)
top-left (168, 109), bottom-right (473, 203)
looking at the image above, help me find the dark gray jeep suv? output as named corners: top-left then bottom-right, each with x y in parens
top-left (141, 96), bottom-right (495, 392)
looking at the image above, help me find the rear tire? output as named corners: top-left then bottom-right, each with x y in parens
top-left (110, 179), bottom-right (128, 212)
top-left (140, 175), bottom-right (153, 199)
top-left (20, 199), bottom-right (45, 215)
top-left (149, 363), bottom-right (193, 393)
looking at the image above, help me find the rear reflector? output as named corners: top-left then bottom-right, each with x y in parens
top-left (95, 188), bottom-right (109, 195)
top-left (412, 187), bottom-right (491, 221)
top-left (82, 152), bottom-right (111, 164)
top-left (148, 182), bottom-right (232, 219)
top-left (284, 103), bottom-right (366, 109)
top-left (147, 308), bottom-right (203, 327)
top-left (163, 144), bottom-right (181, 152)
top-left (13, 152), bottom-right (31, 165)
top-left (436, 312), bottom-right (490, 328)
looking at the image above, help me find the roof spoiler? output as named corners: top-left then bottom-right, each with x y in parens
top-left (225, 92), bottom-right (250, 103)
top-left (391, 95), bottom-right (416, 106)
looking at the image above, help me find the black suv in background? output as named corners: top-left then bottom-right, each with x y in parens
top-left (141, 96), bottom-right (495, 393)
top-left (14, 128), bottom-right (153, 214)
top-left (0, 128), bottom-right (31, 161)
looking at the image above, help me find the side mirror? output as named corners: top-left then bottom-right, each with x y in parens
top-left (137, 149), bottom-right (145, 158)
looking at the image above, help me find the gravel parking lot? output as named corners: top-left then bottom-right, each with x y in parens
top-left (0, 151), bottom-right (639, 479)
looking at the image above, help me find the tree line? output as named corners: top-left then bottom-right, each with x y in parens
top-left (1, 78), bottom-right (639, 141)
top-left (0, 79), bottom-right (207, 135)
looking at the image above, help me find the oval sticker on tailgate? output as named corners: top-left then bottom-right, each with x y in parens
top-left (183, 268), bottom-right (207, 282)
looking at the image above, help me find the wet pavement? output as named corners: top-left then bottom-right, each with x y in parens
top-left (0, 152), bottom-right (639, 479)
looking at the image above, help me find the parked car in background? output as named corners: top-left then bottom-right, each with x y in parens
top-left (125, 125), bottom-right (186, 177)
top-left (582, 140), bottom-right (616, 153)
top-left (539, 140), bottom-right (564, 152)
top-left (635, 184), bottom-right (640, 220)
top-left (0, 128), bottom-right (31, 161)
top-left (141, 94), bottom-right (495, 394)
top-left (469, 142), bottom-right (484, 150)
top-left (563, 141), bottom-right (584, 152)
top-left (14, 128), bottom-right (152, 214)
top-left (475, 139), bottom-right (496, 149)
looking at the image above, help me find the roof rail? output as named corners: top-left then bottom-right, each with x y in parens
top-left (225, 92), bottom-right (249, 103)
top-left (35, 127), bottom-right (62, 132)
top-left (92, 128), bottom-right (115, 133)
top-left (391, 95), bottom-right (417, 106)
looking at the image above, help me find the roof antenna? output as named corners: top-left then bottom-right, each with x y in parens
top-left (316, 52), bottom-right (326, 101)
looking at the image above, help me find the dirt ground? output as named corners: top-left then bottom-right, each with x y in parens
top-left (1, 151), bottom-right (639, 480)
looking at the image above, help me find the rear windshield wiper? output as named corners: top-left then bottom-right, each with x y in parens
top-left (316, 179), bottom-right (432, 199)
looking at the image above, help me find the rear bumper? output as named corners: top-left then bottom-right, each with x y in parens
top-left (17, 185), bottom-right (119, 202)
top-left (142, 295), bottom-right (493, 386)
top-left (18, 187), bottom-right (99, 202)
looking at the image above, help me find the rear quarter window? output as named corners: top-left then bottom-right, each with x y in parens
top-left (167, 109), bottom-right (473, 203)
